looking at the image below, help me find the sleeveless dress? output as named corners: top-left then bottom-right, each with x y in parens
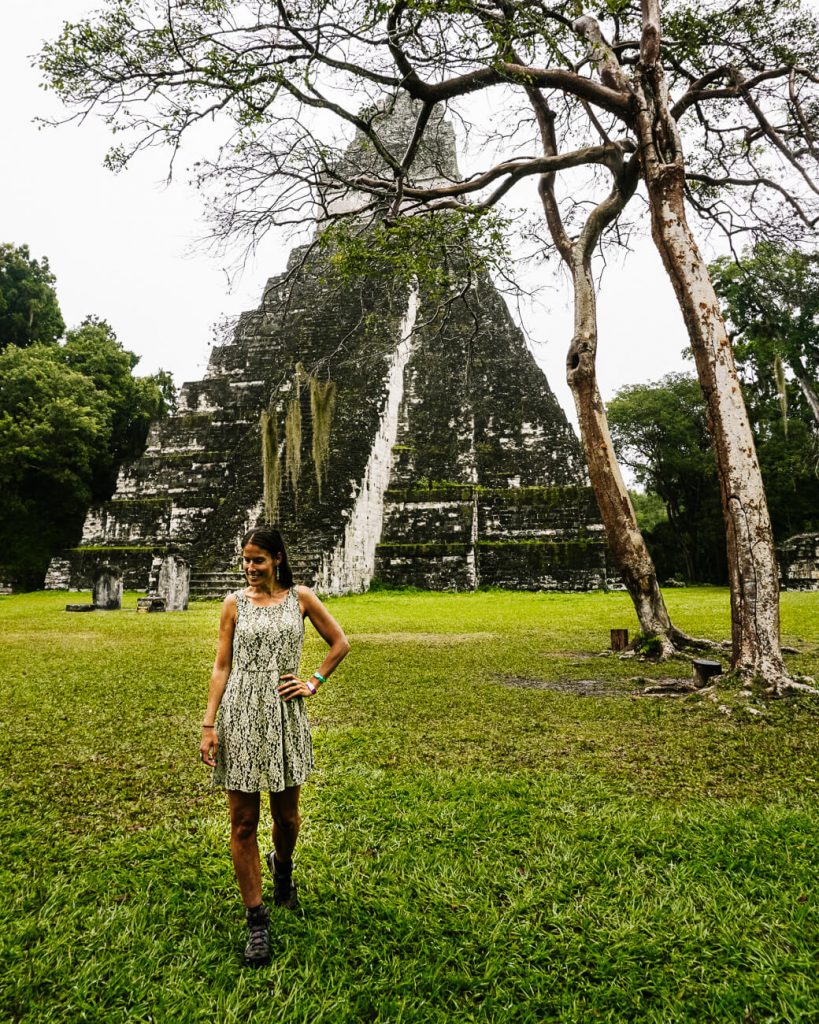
top-left (212, 587), bottom-right (314, 792)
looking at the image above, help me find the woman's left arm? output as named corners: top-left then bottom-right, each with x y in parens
top-left (278, 586), bottom-right (351, 701)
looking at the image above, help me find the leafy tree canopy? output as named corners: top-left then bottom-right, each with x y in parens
top-left (0, 243), bottom-right (66, 352)
top-left (37, 0), bottom-right (819, 261)
top-left (609, 368), bottom-right (819, 583)
top-left (710, 244), bottom-right (819, 428)
top-left (62, 317), bottom-right (176, 492)
top-left (0, 313), bottom-right (175, 583)
top-left (0, 345), bottom-right (109, 578)
top-left (607, 374), bottom-right (724, 582)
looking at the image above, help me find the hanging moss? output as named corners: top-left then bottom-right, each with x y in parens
top-left (260, 409), bottom-right (281, 522)
top-left (284, 367), bottom-right (303, 494)
top-left (310, 376), bottom-right (337, 498)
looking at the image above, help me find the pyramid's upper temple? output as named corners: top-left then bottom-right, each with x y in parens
top-left (46, 97), bottom-right (611, 597)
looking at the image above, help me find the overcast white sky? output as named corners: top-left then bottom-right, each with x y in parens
top-left (3, 1), bottom-right (706, 426)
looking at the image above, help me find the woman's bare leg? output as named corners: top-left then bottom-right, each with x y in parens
top-left (269, 785), bottom-right (301, 862)
top-left (228, 790), bottom-right (262, 908)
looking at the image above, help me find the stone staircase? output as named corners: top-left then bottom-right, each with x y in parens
top-left (189, 545), bottom-right (325, 600)
top-left (189, 569), bottom-right (245, 601)
top-left (288, 547), bottom-right (324, 590)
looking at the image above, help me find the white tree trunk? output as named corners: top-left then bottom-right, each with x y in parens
top-left (633, 56), bottom-right (788, 686)
top-left (791, 355), bottom-right (819, 427)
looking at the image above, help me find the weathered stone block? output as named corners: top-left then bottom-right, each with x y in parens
top-left (93, 566), bottom-right (123, 610)
top-left (779, 532), bottom-right (819, 591)
top-left (149, 554), bottom-right (191, 611)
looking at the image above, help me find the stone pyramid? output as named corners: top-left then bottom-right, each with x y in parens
top-left (47, 101), bottom-right (610, 596)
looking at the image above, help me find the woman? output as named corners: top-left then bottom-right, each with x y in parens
top-left (199, 525), bottom-right (350, 967)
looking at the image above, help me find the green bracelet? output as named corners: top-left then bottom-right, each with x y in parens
top-left (311, 671), bottom-right (327, 684)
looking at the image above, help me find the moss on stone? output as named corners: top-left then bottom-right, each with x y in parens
top-left (310, 375), bottom-right (336, 498)
top-left (261, 408), bottom-right (282, 522)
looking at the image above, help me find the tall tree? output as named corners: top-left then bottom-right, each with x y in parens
top-left (62, 317), bottom-right (175, 495)
top-left (0, 243), bottom-right (65, 352)
top-left (39, 0), bottom-right (819, 686)
top-left (0, 324), bottom-right (175, 583)
top-left (0, 345), bottom-right (109, 582)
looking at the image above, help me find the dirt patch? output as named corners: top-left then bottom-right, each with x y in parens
top-left (495, 675), bottom-right (633, 697)
top-left (351, 632), bottom-right (497, 645)
top-left (495, 674), bottom-right (694, 697)
top-left (536, 650), bottom-right (605, 660)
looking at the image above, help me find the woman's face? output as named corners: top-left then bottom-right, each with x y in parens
top-left (242, 543), bottom-right (282, 587)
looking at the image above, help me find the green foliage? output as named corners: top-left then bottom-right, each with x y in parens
top-left (711, 244), bottom-right (819, 537)
top-left (607, 374), bottom-right (726, 583)
top-left (664, 0), bottom-right (819, 70)
top-left (711, 244), bottom-right (819, 409)
top-left (0, 242), bottom-right (65, 351)
top-left (632, 631), bottom-right (663, 658)
top-left (62, 317), bottom-right (174, 493)
top-left (0, 316), bottom-right (175, 582)
top-left (629, 490), bottom-right (669, 534)
top-left (319, 210), bottom-right (512, 304)
top-left (0, 346), bottom-right (109, 580)
top-left (1, 588), bottom-right (818, 1021)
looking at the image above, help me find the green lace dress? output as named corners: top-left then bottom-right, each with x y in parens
top-left (212, 587), bottom-right (314, 792)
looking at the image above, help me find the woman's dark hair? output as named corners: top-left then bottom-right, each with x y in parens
top-left (241, 526), bottom-right (294, 587)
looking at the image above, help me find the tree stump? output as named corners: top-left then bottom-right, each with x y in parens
top-left (610, 628), bottom-right (629, 652)
top-left (692, 659), bottom-right (722, 688)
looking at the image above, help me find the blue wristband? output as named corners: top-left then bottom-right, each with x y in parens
top-left (312, 671), bottom-right (327, 684)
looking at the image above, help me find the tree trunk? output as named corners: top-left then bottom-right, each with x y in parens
top-left (525, 85), bottom-right (688, 657)
top-left (633, 51), bottom-right (789, 686)
top-left (790, 354), bottom-right (819, 427)
top-left (566, 235), bottom-right (677, 656)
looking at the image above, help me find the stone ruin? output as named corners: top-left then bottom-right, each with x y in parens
top-left (779, 533), bottom-right (819, 591)
top-left (47, 101), bottom-right (613, 599)
top-left (93, 565), bottom-right (122, 610)
top-left (148, 553), bottom-right (191, 611)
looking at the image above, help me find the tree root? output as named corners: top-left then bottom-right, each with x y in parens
top-left (668, 628), bottom-right (729, 653)
top-left (769, 677), bottom-right (819, 696)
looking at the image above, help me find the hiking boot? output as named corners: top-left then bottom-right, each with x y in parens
top-left (265, 851), bottom-right (299, 910)
top-left (243, 904), bottom-right (271, 967)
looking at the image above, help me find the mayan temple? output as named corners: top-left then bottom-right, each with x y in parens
top-left (46, 100), bottom-right (611, 597)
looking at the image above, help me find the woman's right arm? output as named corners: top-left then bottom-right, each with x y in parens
top-left (199, 594), bottom-right (237, 767)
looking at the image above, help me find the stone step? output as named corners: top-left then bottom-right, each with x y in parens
top-left (189, 569), bottom-right (244, 601)
top-left (190, 572), bottom-right (244, 580)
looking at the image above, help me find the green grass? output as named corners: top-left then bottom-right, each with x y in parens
top-left (2, 588), bottom-right (818, 1023)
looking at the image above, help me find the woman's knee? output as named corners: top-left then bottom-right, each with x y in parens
top-left (231, 812), bottom-right (259, 842)
top-left (272, 807), bottom-right (301, 832)
top-left (228, 806), bottom-right (257, 839)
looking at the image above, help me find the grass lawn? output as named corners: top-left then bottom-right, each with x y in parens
top-left (2, 587), bottom-right (818, 1023)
